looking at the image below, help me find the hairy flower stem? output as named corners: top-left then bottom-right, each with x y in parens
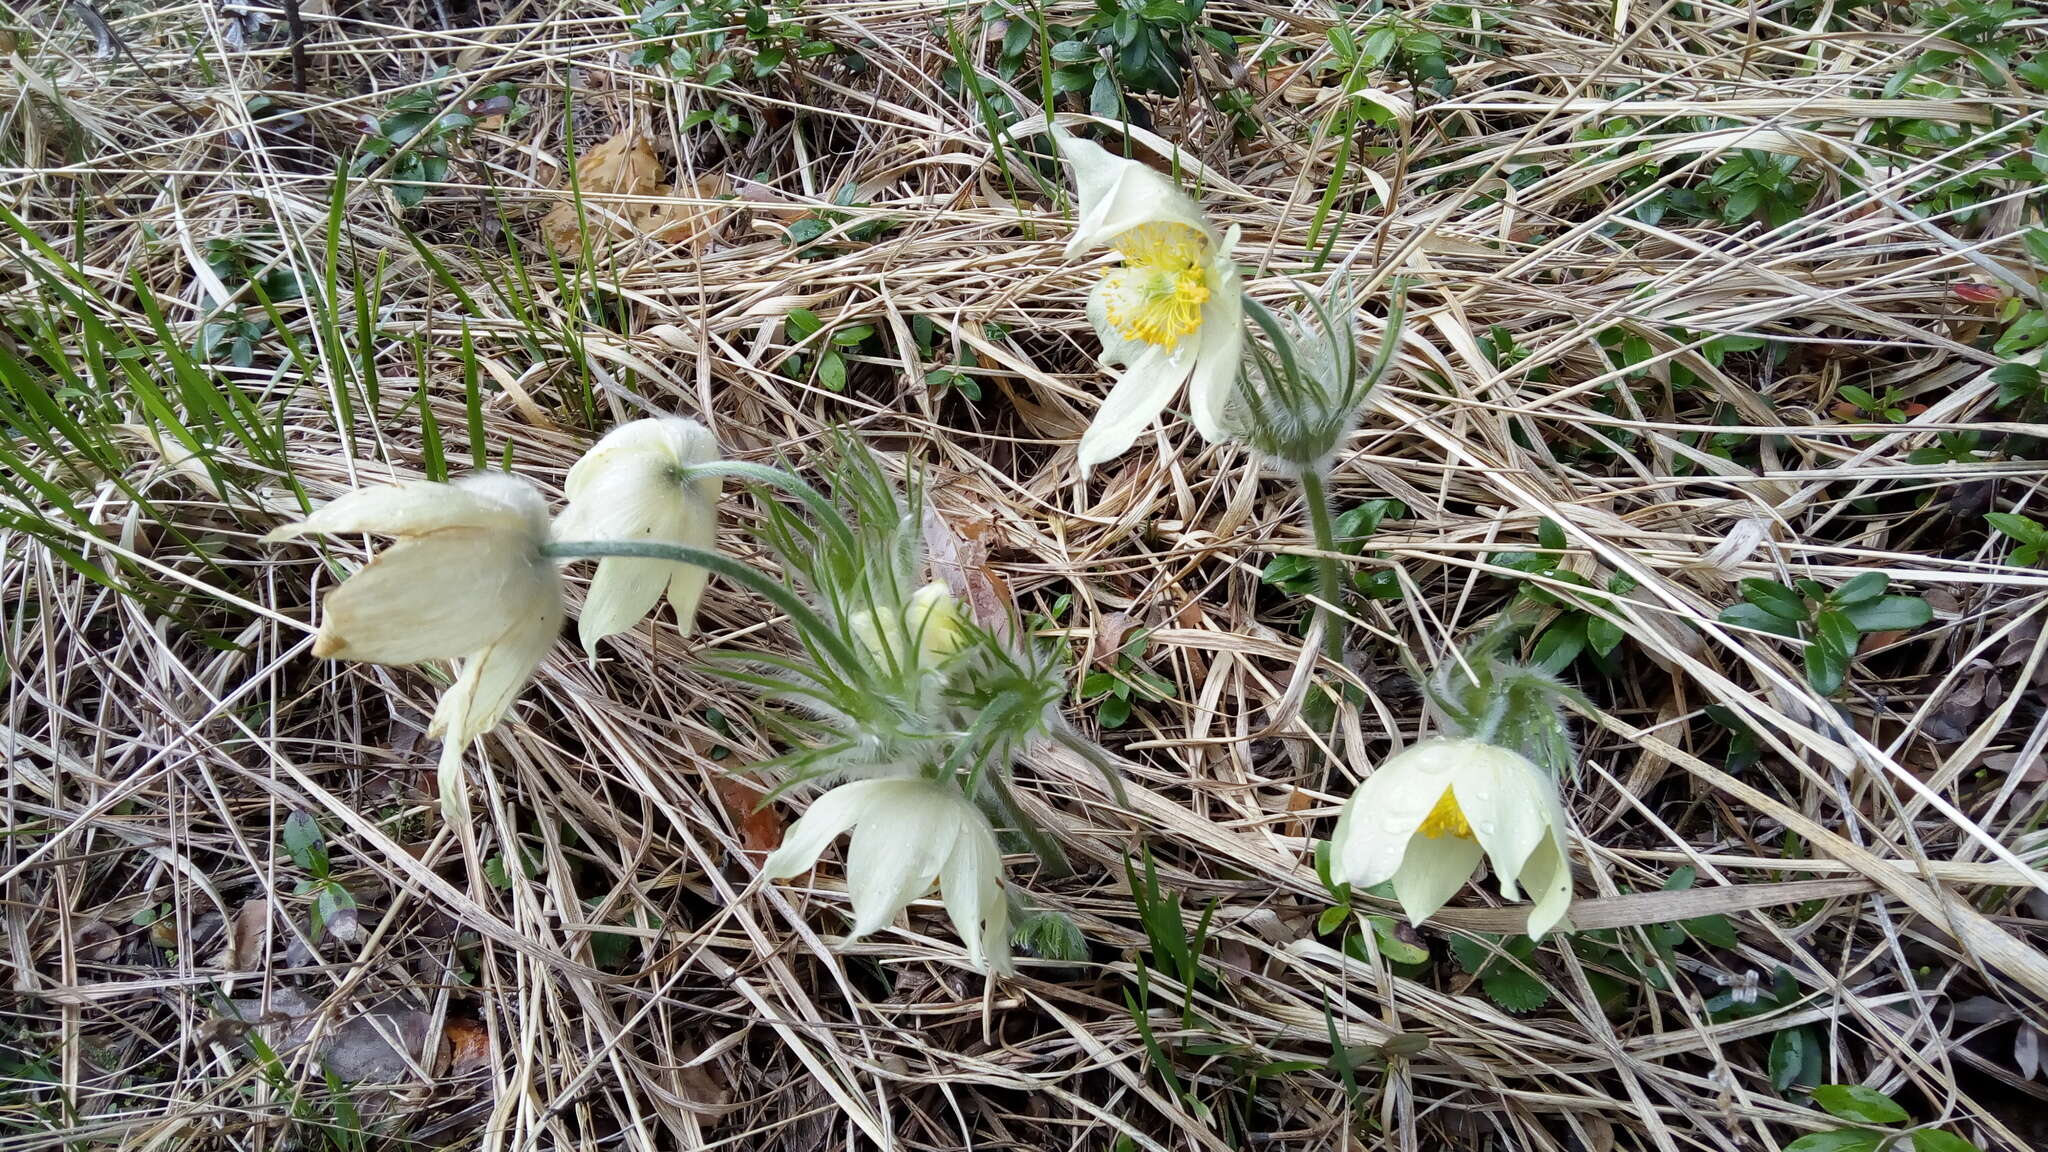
top-left (542, 539), bottom-right (864, 673)
top-left (1298, 468), bottom-right (1347, 664)
top-left (987, 774), bottom-right (1073, 879)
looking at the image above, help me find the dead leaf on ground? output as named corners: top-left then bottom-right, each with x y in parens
top-left (541, 129), bottom-right (731, 256)
top-left (710, 772), bottom-right (783, 856)
top-left (219, 898), bottom-right (271, 973)
top-left (922, 503), bottom-right (1012, 630)
top-left (73, 919), bottom-right (120, 962)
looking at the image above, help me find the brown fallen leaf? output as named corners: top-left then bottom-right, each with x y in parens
top-left (218, 898), bottom-right (271, 974)
top-left (710, 772), bottom-right (783, 856)
top-left (541, 129), bottom-right (731, 256)
top-left (73, 919), bottom-right (120, 962)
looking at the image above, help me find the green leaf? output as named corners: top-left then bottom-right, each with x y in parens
top-left (1832, 572), bottom-right (1890, 604)
top-left (1811, 1084), bottom-right (1910, 1125)
top-left (1986, 512), bottom-right (2048, 546)
top-left (1369, 917), bottom-right (1431, 965)
top-left (1911, 1130), bottom-right (1982, 1152)
top-left (1587, 615), bottom-right (1625, 657)
top-left (1804, 637), bottom-right (1848, 696)
top-left (1448, 933), bottom-right (1495, 975)
top-left (1682, 913), bottom-right (1739, 950)
top-left (1813, 609), bottom-right (1860, 659)
top-left (1538, 518), bottom-right (1567, 552)
top-left (816, 350), bottom-right (847, 392)
top-left (1098, 694), bottom-right (1131, 728)
top-left (785, 307), bottom-right (824, 337)
top-left (1532, 617), bottom-right (1587, 673)
top-left (282, 812), bottom-right (327, 877)
top-left (1089, 69), bottom-right (1122, 119)
top-left (1841, 596), bottom-right (1932, 633)
top-left (1316, 905), bottom-right (1350, 935)
top-left (1770, 1027), bottom-right (1809, 1091)
top-left (1481, 966), bottom-right (1552, 1013)
top-left (1784, 1131), bottom-right (1884, 1152)
top-left (1719, 603), bottom-right (1802, 639)
top-left (1740, 578), bottom-right (1808, 621)
top-left (1050, 38), bottom-right (1094, 62)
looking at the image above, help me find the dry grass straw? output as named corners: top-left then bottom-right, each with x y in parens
top-left (3, 0), bottom-right (2047, 1148)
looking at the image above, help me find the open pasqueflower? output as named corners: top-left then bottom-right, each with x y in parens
top-left (554, 417), bottom-right (721, 652)
top-left (265, 473), bottom-right (563, 820)
top-left (1058, 133), bottom-right (1244, 477)
top-left (763, 777), bottom-right (1013, 973)
top-left (1329, 738), bottom-right (1574, 936)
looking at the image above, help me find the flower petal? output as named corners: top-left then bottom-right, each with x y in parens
top-left (265, 479), bottom-right (529, 543)
top-left (428, 575), bottom-right (563, 745)
top-left (844, 785), bottom-right (964, 938)
top-left (1330, 741), bottom-right (1461, 890)
top-left (761, 779), bottom-right (894, 880)
top-left (563, 417), bottom-right (717, 500)
top-left (578, 556), bottom-right (675, 652)
top-left (312, 531), bottom-right (535, 664)
top-left (1184, 254), bottom-right (1245, 442)
top-left (1076, 342), bottom-right (1195, 478)
top-left (1518, 832), bottom-right (1575, 937)
top-left (1087, 278), bottom-right (1154, 368)
top-left (938, 805), bottom-right (1010, 973)
top-left (1389, 833), bottom-right (1485, 927)
top-left (1058, 133), bottom-right (1213, 258)
top-left (1453, 744), bottom-right (1552, 902)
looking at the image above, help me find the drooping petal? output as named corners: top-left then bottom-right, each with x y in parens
top-left (1076, 342), bottom-right (1196, 478)
top-left (264, 479), bottom-right (530, 543)
top-left (428, 573), bottom-right (564, 745)
top-left (938, 804), bottom-right (1009, 972)
top-left (1184, 252), bottom-right (1245, 442)
top-left (1330, 742), bottom-right (1460, 890)
top-left (436, 715), bottom-right (474, 826)
top-left (844, 784), bottom-right (964, 938)
top-left (1453, 744), bottom-right (1551, 903)
top-left (1388, 834), bottom-right (1486, 927)
top-left (1517, 832), bottom-right (1575, 937)
top-left (577, 556), bottom-right (673, 652)
top-left (312, 531), bottom-right (534, 664)
top-left (762, 779), bottom-right (891, 880)
top-left (1058, 133), bottom-right (1213, 258)
top-left (664, 485), bottom-right (720, 634)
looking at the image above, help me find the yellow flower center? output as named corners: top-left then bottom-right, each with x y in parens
top-left (1099, 222), bottom-right (1211, 348)
top-left (1417, 789), bottom-right (1473, 840)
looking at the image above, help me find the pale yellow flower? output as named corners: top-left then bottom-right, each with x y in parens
top-left (1330, 739), bottom-right (1574, 936)
top-left (763, 778), bottom-right (1013, 973)
top-left (554, 417), bottom-right (721, 652)
top-left (849, 581), bottom-right (970, 672)
top-left (1059, 133), bottom-right (1244, 476)
top-left (265, 473), bottom-right (563, 820)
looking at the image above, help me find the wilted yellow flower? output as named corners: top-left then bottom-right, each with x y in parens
top-left (1058, 132), bottom-right (1244, 477)
top-left (554, 417), bottom-right (721, 652)
top-left (763, 777), bottom-right (1013, 973)
top-left (1330, 739), bottom-right (1574, 936)
top-left (265, 473), bottom-right (563, 820)
top-left (849, 581), bottom-right (970, 672)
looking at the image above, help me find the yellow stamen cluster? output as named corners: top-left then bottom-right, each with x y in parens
top-left (1100, 222), bottom-right (1211, 348)
top-left (1417, 789), bottom-right (1474, 840)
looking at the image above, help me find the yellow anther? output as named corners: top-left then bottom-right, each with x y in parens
top-left (1098, 222), bottom-right (1211, 349)
top-left (1417, 789), bottom-right (1473, 840)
